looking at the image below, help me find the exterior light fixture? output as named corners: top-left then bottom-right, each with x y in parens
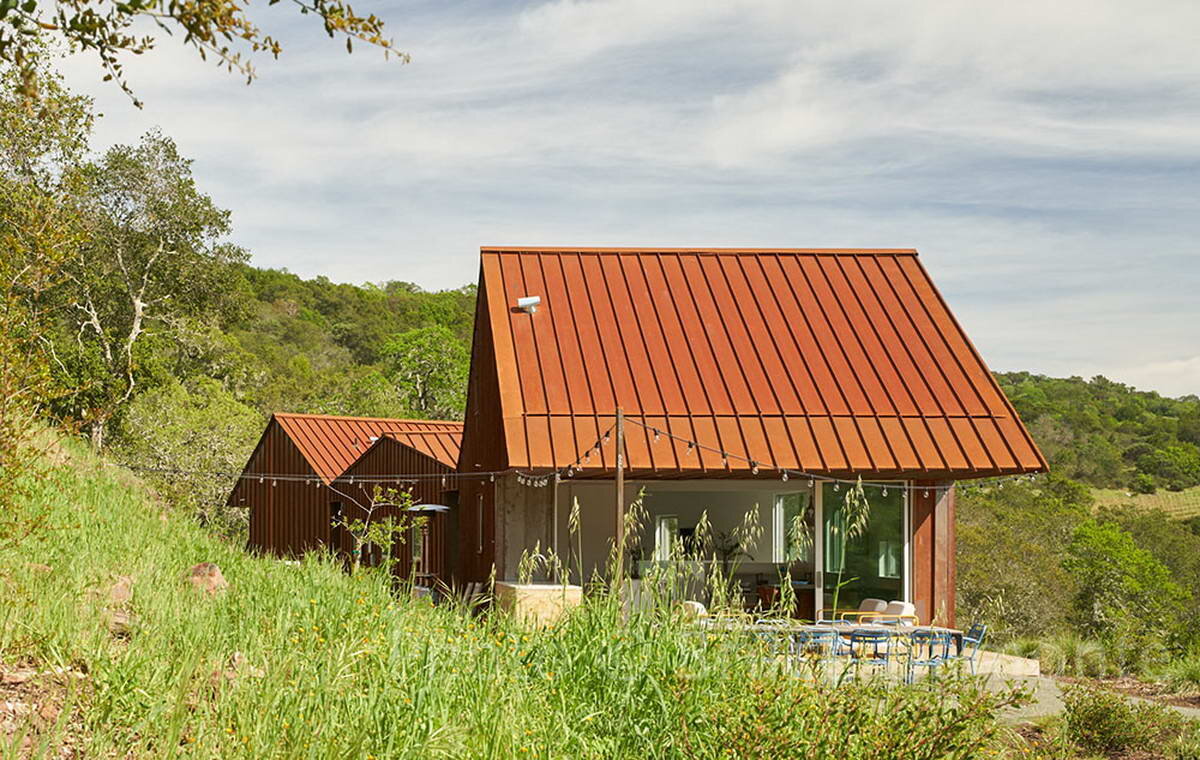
top-left (516, 295), bottom-right (541, 314)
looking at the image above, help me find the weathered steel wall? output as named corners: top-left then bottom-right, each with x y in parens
top-left (339, 439), bottom-right (455, 582)
top-left (232, 421), bottom-right (337, 557)
top-left (456, 277), bottom-right (504, 582)
top-left (910, 482), bottom-right (956, 627)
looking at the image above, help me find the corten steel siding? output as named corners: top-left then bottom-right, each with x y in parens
top-left (230, 414), bottom-right (463, 563)
top-left (910, 482), bottom-right (956, 626)
top-left (340, 438), bottom-right (456, 580)
top-left (456, 276), bottom-right (504, 582)
top-left (235, 421), bottom-right (339, 556)
top-left (476, 247), bottom-right (1046, 479)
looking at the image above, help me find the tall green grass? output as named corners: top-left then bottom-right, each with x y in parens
top-left (2, 446), bottom-right (1026, 758)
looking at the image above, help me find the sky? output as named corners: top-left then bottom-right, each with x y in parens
top-left (58, 0), bottom-right (1200, 398)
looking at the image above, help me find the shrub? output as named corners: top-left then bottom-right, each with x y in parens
top-left (1002, 637), bottom-right (1042, 661)
top-left (1063, 519), bottom-right (1190, 671)
top-left (1062, 685), bottom-right (1185, 754)
top-left (1037, 634), bottom-right (1108, 677)
top-left (680, 674), bottom-right (1029, 760)
top-left (1160, 656), bottom-right (1200, 694)
top-left (1131, 472), bottom-right (1157, 494)
top-left (113, 377), bottom-right (263, 540)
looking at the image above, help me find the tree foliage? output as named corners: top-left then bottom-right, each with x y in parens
top-left (956, 476), bottom-right (1091, 641)
top-left (113, 377), bottom-right (262, 539)
top-left (45, 130), bottom-right (247, 449)
top-left (0, 59), bottom-right (91, 547)
top-left (381, 325), bottom-right (469, 420)
top-left (998, 372), bottom-right (1200, 492)
top-left (0, 0), bottom-right (404, 106)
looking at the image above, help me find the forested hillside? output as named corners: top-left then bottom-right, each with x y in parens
top-left (997, 372), bottom-right (1200, 493)
top-left (222, 265), bottom-right (475, 420)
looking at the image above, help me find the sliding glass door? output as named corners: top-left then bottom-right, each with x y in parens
top-left (820, 484), bottom-right (907, 614)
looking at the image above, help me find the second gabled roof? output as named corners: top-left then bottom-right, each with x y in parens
top-left (378, 430), bottom-right (461, 469)
top-left (477, 246), bottom-right (1046, 477)
top-left (273, 413), bottom-right (463, 483)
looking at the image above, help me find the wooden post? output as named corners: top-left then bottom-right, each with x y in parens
top-left (614, 408), bottom-right (625, 578)
top-left (551, 472), bottom-right (560, 566)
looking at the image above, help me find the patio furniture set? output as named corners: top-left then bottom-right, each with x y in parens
top-left (699, 598), bottom-right (988, 684)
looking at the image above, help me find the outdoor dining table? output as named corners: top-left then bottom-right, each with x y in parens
top-left (703, 620), bottom-right (966, 655)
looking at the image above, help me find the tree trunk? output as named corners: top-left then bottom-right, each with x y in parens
top-left (90, 420), bottom-right (105, 451)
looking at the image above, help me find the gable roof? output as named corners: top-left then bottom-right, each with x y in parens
top-left (378, 430), bottom-right (461, 469)
top-left (273, 413), bottom-right (463, 483)
top-left (475, 246), bottom-right (1046, 477)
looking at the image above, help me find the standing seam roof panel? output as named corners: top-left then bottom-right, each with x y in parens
top-left (479, 248), bottom-right (1048, 477)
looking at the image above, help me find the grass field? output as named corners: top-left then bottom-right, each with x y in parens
top-left (1091, 486), bottom-right (1200, 520)
top-left (1, 442), bottom-right (1034, 758)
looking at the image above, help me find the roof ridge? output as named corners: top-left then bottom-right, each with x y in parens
top-left (274, 412), bottom-right (462, 425)
top-left (480, 246), bottom-right (919, 255)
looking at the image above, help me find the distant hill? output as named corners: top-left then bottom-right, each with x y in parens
top-left (996, 372), bottom-right (1200, 494)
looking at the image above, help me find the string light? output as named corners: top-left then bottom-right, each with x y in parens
top-left (750, 462), bottom-right (759, 475)
top-left (781, 471), bottom-right (789, 482)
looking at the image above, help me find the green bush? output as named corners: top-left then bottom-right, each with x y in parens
top-left (680, 674), bottom-right (1028, 760)
top-left (1160, 656), bottom-right (1200, 694)
top-left (1132, 472), bottom-right (1157, 494)
top-left (1063, 519), bottom-right (1191, 672)
top-left (1001, 637), bottom-right (1042, 661)
top-left (1037, 634), bottom-right (1108, 677)
top-left (1062, 685), bottom-right (1185, 754)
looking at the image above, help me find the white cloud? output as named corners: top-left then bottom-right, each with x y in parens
top-left (1113, 357), bottom-right (1200, 399)
top-left (47, 0), bottom-right (1200, 398)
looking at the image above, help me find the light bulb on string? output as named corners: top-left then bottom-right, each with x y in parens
top-left (272, 479), bottom-right (277, 487)
top-left (653, 430), bottom-right (661, 444)
top-left (686, 442), bottom-right (695, 456)
top-left (258, 476), bottom-right (264, 484)
top-left (751, 462), bottom-right (759, 475)
top-left (834, 483), bottom-right (840, 492)
top-left (781, 471), bottom-right (789, 482)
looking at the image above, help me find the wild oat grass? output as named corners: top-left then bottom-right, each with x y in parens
top-left (1, 445), bottom-right (1027, 758)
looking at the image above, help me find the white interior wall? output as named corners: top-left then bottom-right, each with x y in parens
top-left (550, 479), bottom-right (811, 583)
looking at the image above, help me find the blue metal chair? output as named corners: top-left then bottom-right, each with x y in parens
top-left (752, 619), bottom-right (794, 664)
top-left (849, 629), bottom-right (896, 676)
top-left (959, 623), bottom-right (988, 675)
top-left (793, 628), bottom-right (841, 679)
top-left (907, 629), bottom-right (954, 683)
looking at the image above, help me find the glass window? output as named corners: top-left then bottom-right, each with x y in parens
top-left (773, 491), bottom-right (813, 563)
top-left (822, 484), bottom-right (905, 611)
top-left (654, 515), bottom-right (679, 561)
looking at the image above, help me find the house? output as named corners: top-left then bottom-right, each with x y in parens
top-left (455, 247), bottom-right (1047, 625)
top-left (229, 413), bottom-right (462, 579)
top-left (339, 429), bottom-right (462, 582)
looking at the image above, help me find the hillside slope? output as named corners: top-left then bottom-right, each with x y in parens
top-left (0, 443), bottom-right (1024, 757)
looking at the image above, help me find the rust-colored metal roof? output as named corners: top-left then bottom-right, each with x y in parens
top-left (273, 413), bottom-right (463, 483)
top-left (477, 247), bottom-right (1047, 478)
top-left (379, 430), bottom-right (462, 469)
